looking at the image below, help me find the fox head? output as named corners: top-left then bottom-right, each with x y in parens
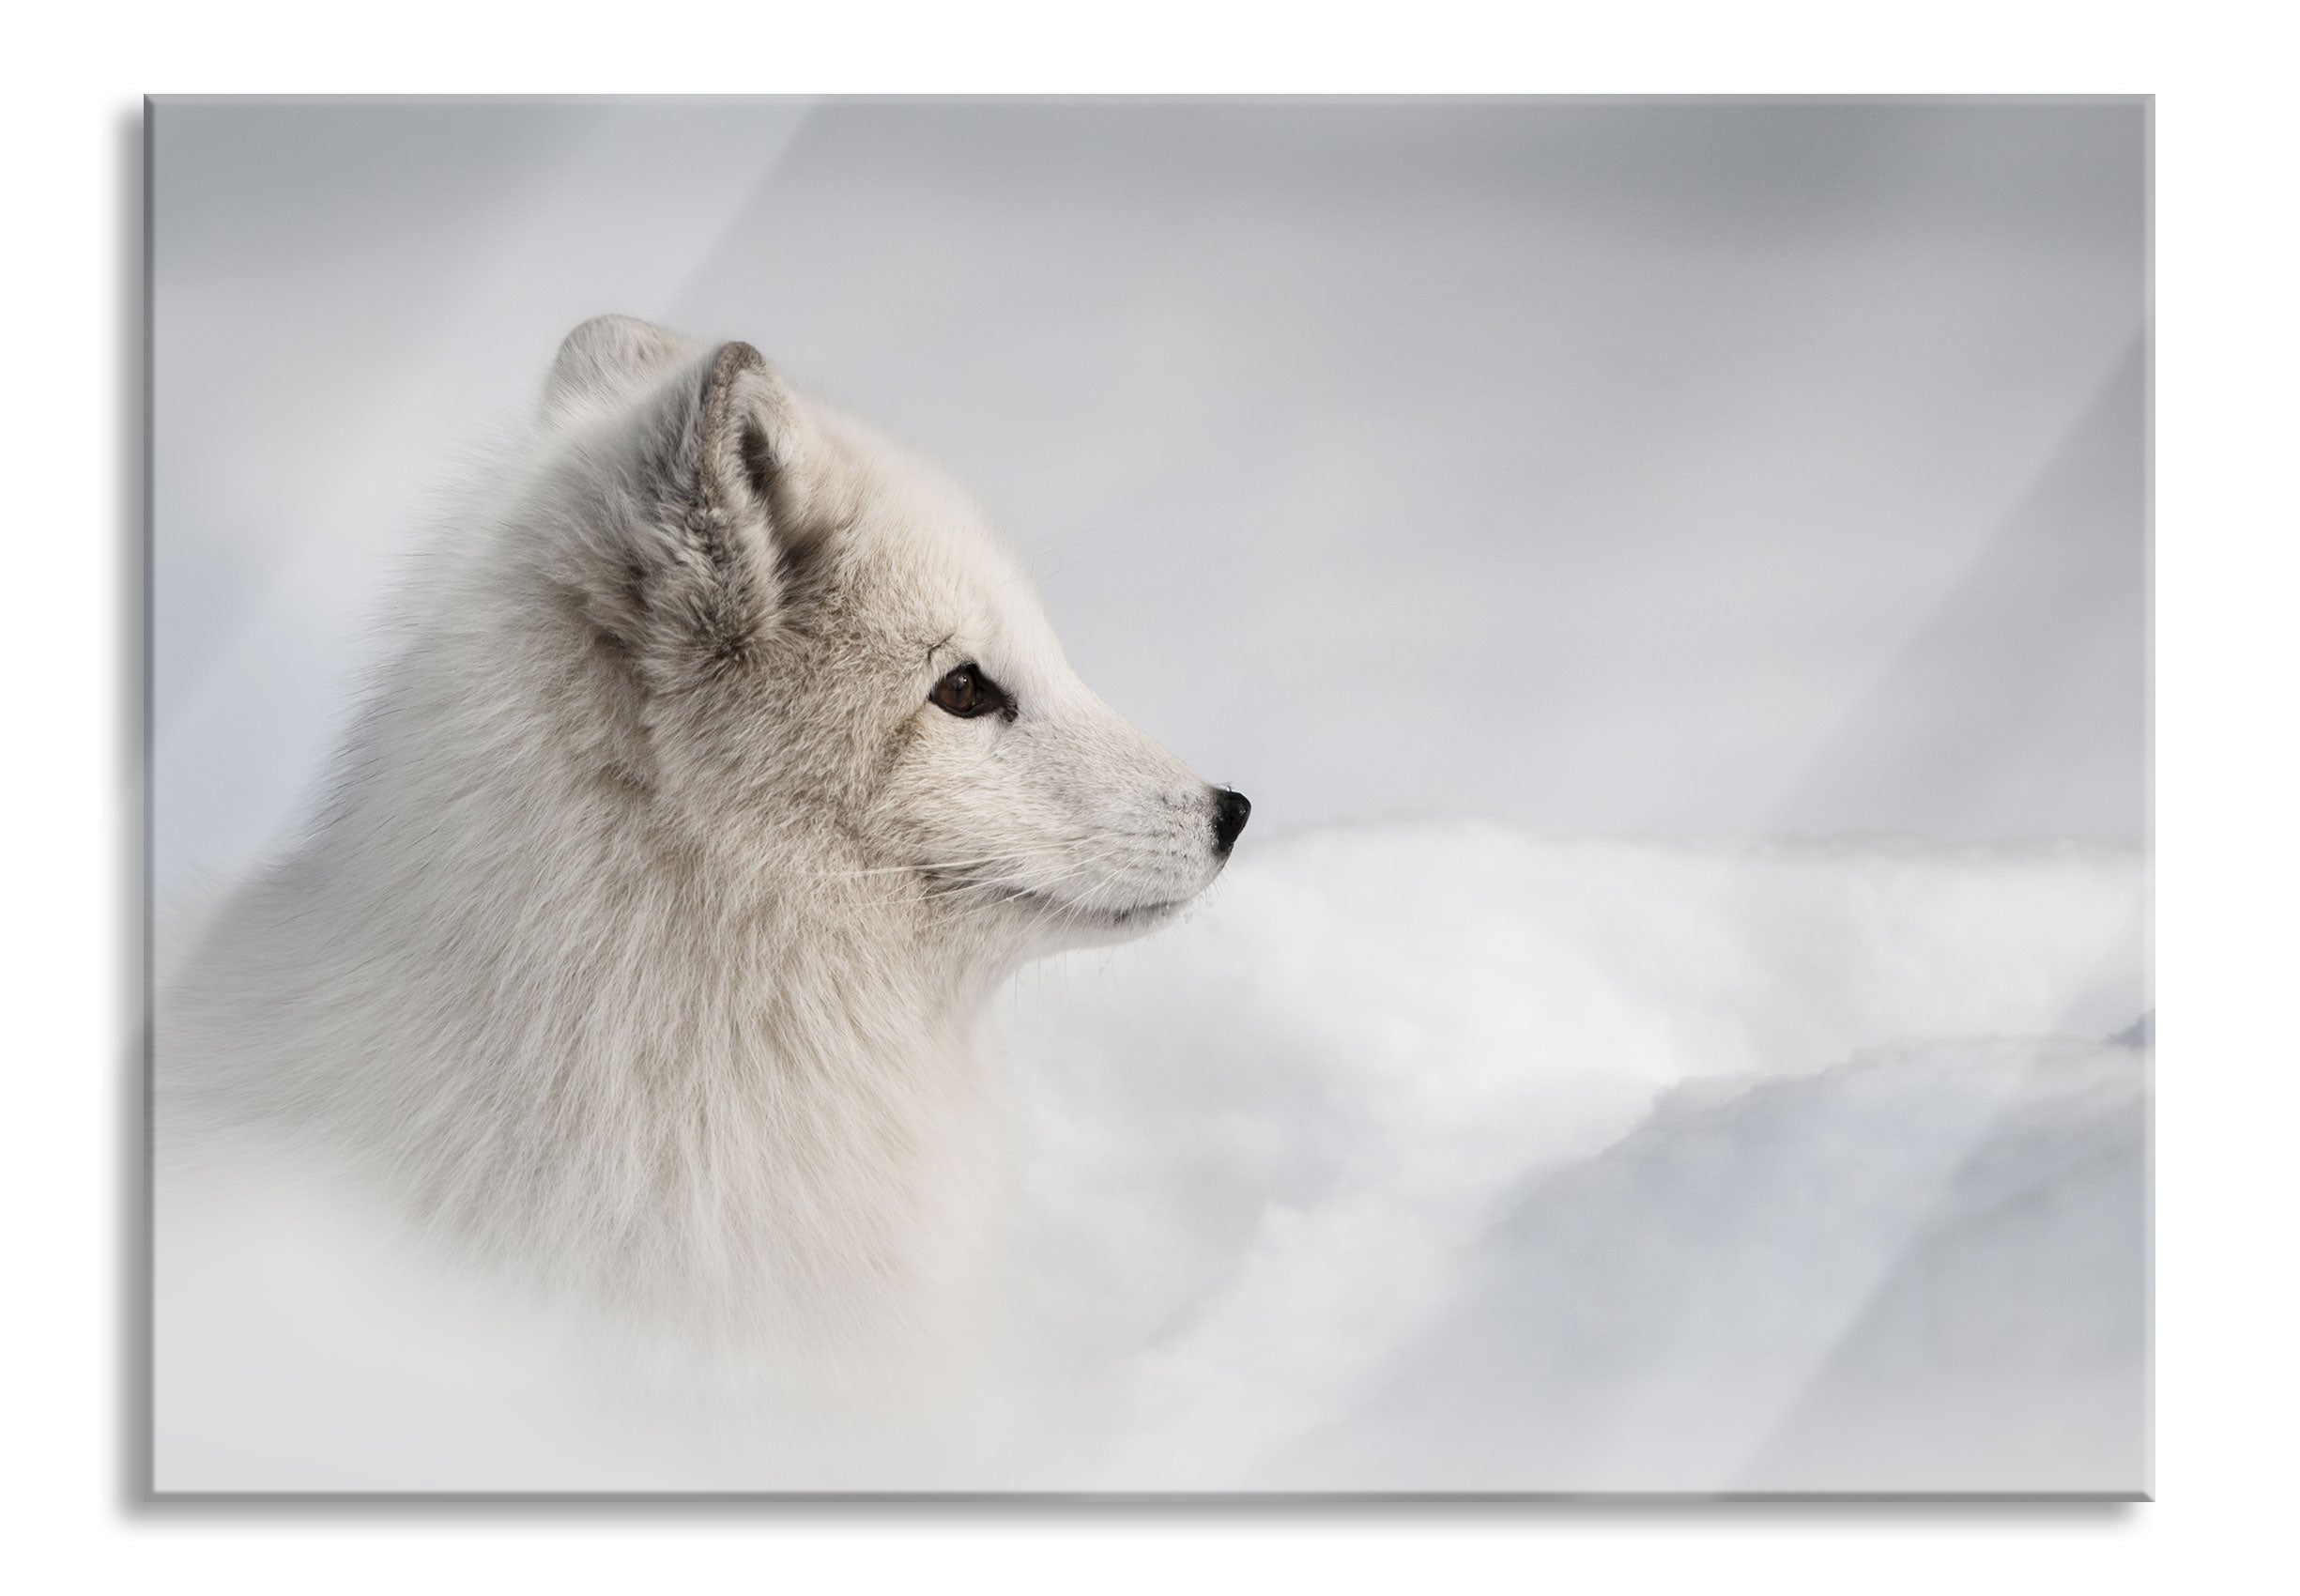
top-left (493, 315), bottom-right (1248, 967)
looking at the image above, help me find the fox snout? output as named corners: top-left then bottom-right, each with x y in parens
top-left (1211, 789), bottom-right (1251, 857)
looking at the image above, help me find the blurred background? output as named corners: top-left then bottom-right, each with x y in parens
top-left (152, 97), bottom-right (2146, 903)
top-left (150, 98), bottom-right (2151, 1494)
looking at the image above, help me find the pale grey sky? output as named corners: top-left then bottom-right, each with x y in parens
top-left (152, 97), bottom-right (2147, 903)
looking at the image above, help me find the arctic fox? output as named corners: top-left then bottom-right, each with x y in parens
top-left (159, 315), bottom-right (1250, 1402)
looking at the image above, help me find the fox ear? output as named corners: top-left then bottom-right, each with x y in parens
top-left (541, 321), bottom-right (840, 676)
top-left (577, 337), bottom-right (837, 675)
top-left (694, 340), bottom-right (805, 533)
top-left (688, 338), bottom-right (842, 593)
top-left (543, 314), bottom-right (698, 419)
top-left (632, 341), bottom-right (821, 669)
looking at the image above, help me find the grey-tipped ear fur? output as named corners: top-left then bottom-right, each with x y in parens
top-left (541, 324), bottom-right (836, 679)
top-left (697, 341), bottom-right (790, 522)
top-left (689, 339), bottom-right (844, 577)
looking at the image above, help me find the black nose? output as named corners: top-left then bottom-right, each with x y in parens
top-left (1211, 789), bottom-right (1251, 855)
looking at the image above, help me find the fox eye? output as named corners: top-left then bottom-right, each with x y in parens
top-left (930, 664), bottom-right (1010, 719)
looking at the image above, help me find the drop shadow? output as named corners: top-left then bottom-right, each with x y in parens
top-left (117, 98), bottom-right (153, 1514)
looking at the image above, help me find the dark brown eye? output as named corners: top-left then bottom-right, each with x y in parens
top-left (931, 664), bottom-right (1010, 719)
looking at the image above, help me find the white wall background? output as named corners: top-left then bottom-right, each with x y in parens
top-left (23, 0), bottom-right (2298, 1583)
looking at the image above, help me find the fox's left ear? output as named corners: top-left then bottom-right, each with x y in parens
top-left (544, 314), bottom-right (698, 418)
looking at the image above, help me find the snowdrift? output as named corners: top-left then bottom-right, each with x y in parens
top-left (155, 822), bottom-right (2149, 1492)
top-left (996, 822), bottom-right (2147, 1493)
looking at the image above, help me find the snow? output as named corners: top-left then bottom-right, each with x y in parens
top-left (155, 823), bottom-right (2147, 1492)
top-left (992, 823), bottom-right (2148, 1492)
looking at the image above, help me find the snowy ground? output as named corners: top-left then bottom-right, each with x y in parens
top-left (995, 823), bottom-right (2147, 1494)
top-left (156, 822), bottom-right (2147, 1494)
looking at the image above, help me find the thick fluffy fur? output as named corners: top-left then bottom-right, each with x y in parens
top-left (160, 316), bottom-right (1242, 1397)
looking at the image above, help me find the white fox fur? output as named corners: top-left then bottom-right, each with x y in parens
top-left (158, 315), bottom-right (1246, 1406)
